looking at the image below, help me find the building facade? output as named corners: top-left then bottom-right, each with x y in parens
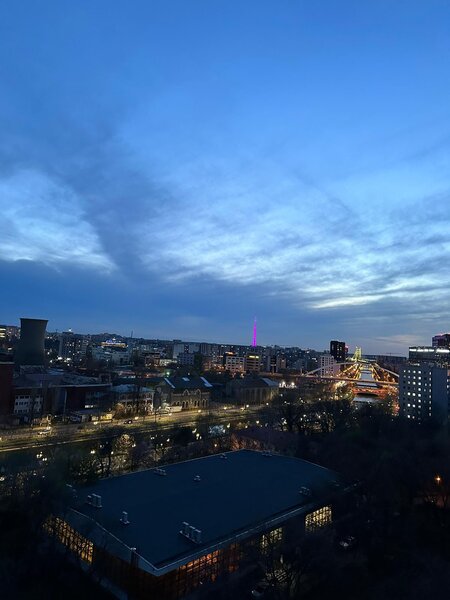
top-left (224, 353), bottom-right (245, 374)
top-left (399, 362), bottom-right (449, 423)
top-left (318, 354), bottom-right (338, 377)
top-left (226, 377), bottom-right (279, 405)
top-left (156, 377), bottom-right (212, 410)
top-left (432, 333), bottom-right (450, 348)
top-left (48, 450), bottom-right (344, 600)
top-left (330, 340), bottom-right (346, 362)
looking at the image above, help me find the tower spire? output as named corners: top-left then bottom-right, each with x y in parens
top-left (252, 317), bottom-right (257, 347)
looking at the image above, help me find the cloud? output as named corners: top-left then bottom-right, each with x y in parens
top-left (0, 169), bottom-right (114, 271)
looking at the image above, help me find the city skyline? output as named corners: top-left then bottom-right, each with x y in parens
top-left (1, 1), bottom-right (450, 353)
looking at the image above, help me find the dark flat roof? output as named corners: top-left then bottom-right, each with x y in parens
top-left (69, 450), bottom-right (339, 572)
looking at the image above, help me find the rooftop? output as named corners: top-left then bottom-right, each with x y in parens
top-left (163, 376), bottom-right (212, 390)
top-left (68, 450), bottom-right (339, 574)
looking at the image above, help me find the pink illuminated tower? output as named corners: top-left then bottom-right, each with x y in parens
top-left (252, 317), bottom-right (257, 347)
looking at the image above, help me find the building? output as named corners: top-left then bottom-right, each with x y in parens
top-left (408, 346), bottom-right (450, 364)
top-left (432, 333), bottom-right (450, 348)
top-left (264, 354), bottom-right (287, 373)
top-left (11, 369), bottom-right (110, 420)
top-left (58, 331), bottom-right (90, 362)
top-left (0, 360), bottom-right (14, 415)
top-left (176, 352), bottom-right (196, 368)
top-left (224, 353), bottom-right (245, 374)
top-left (318, 354), bottom-right (338, 377)
top-left (226, 376), bottom-right (279, 405)
top-left (111, 384), bottom-right (154, 412)
top-left (172, 343), bottom-right (200, 360)
top-left (245, 354), bottom-right (261, 373)
top-left (399, 363), bottom-right (449, 423)
top-left (48, 450), bottom-right (344, 600)
top-left (156, 377), bottom-right (212, 410)
top-left (176, 352), bottom-right (204, 370)
top-left (90, 345), bottom-right (132, 366)
top-left (330, 340), bottom-right (346, 362)
top-left (15, 317), bottom-right (48, 367)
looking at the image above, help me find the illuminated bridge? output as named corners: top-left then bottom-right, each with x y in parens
top-left (303, 348), bottom-right (399, 396)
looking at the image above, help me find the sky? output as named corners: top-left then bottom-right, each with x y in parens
top-left (1, 1), bottom-right (450, 354)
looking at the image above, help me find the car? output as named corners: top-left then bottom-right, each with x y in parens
top-left (339, 535), bottom-right (356, 550)
top-left (251, 580), bottom-right (274, 598)
top-left (124, 419), bottom-right (133, 424)
top-left (37, 428), bottom-right (51, 436)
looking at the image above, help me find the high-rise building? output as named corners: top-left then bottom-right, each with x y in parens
top-left (0, 360), bottom-right (14, 415)
top-left (319, 354), bottom-right (338, 377)
top-left (58, 331), bottom-right (90, 362)
top-left (172, 342), bottom-right (199, 360)
top-left (398, 346), bottom-right (450, 424)
top-left (245, 354), bottom-right (261, 373)
top-left (399, 363), bottom-right (449, 424)
top-left (330, 340), bottom-right (346, 362)
top-left (264, 354), bottom-right (287, 373)
top-left (432, 333), bottom-right (450, 348)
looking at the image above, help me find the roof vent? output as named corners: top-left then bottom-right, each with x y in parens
top-left (181, 521), bottom-right (190, 536)
top-left (299, 486), bottom-right (312, 497)
top-left (193, 475), bottom-right (201, 482)
top-left (120, 511), bottom-right (130, 525)
top-left (154, 468), bottom-right (167, 476)
top-left (87, 493), bottom-right (102, 508)
top-left (179, 522), bottom-right (202, 544)
top-left (192, 528), bottom-right (202, 544)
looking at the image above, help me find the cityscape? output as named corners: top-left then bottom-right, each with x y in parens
top-left (1, 317), bottom-right (449, 599)
top-left (1, 2), bottom-right (450, 600)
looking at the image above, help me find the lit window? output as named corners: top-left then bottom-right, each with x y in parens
top-left (305, 506), bottom-right (332, 532)
top-left (260, 527), bottom-right (283, 551)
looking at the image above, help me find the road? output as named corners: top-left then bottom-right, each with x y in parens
top-left (0, 405), bottom-right (260, 453)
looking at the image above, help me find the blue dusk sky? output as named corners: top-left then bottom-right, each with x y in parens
top-left (1, 1), bottom-right (450, 354)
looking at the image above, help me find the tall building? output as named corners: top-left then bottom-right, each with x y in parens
top-left (172, 342), bottom-right (199, 360)
top-left (398, 346), bottom-right (450, 424)
top-left (399, 363), bottom-right (449, 424)
top-left (432, 333), bottom-right (450, 348)
top-left (245, 354), bottom-right (261, 373)
top-left (0, 360), bottom-right (14, 415)
top-left (409, 346), bottom-right (450, 364)
top-left (58, 331), bottom-right (90, 362)
top-left (264, 354), bottom-right (287, 373)
top-left (319, 354), bottom-right (338, 377)
top-left (330, 340), bottom-right (346, 362)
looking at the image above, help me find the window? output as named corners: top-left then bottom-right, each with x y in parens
top-left (45, 517), bottom-right (93, 564)
top-left (305, 506), bottom-right (332, 532)
top-left (260, 527), bottom-right (283, 551)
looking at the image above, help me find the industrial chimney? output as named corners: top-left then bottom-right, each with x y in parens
top-left (15, 318), bottom-right (48, 367)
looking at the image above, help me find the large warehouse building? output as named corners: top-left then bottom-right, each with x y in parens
top-left (48, 450), bottom-right (346, 599)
